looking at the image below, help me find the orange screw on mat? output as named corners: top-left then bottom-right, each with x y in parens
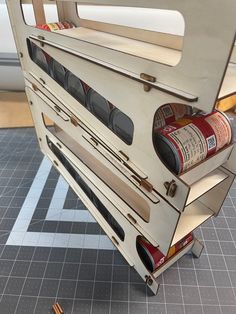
top-left (52, 302), bottom-right (64, 314)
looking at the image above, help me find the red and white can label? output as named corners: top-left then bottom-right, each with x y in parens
top-left (36, 21), bottom-right (74, 32)
top-left (167, 123), bottom-right (208, 172)
top-left (154, 104), bottom-right (192, 130)
top-left (138, 233), bottom-right (193, 272)
top-left (205, 111), bottom-right (232, 150)
top-left (158, 111), bottom-right (231, 173)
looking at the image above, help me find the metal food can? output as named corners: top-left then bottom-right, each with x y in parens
top-left (50, 59), bottom-right (67, 87)
top-left (154, 104), bottom-right (193, 131)
top-left (154, 111), bottom-right (232, 174)
top-left (36, 21), bottom-right (74, 31)
top-left (137, 237), bottom-right (164, 272)
top-left (31, 42), bottom-right (50, 73)
top-left (65, 71), bottom-right (88, 107)
top-left (137, 233), bottom-right (193, 272)
top-left (109, 108), bottom-right (134, 145)
top-left (174, 233), bottom-right (194, 252)
top-left (87, 89), bottom-right (113, 126)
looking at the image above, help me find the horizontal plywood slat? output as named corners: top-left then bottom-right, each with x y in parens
top-left (172, 201), bottom-right (213, 245)
top-left (186, 169), bottom-right (229, 206)
top-left (59, 27), bottom-right (181, 66)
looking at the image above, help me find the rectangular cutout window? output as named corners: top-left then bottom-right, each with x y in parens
top-left (27, 39), bottom-right (134, 145)
top-left (47, 137), bottom-right (125, 241)
top-left (76, 4), bottom-right (185, 65)
top-left (77, 5), bottom-right (184, 36)
top-left (21, 0), bottom-right (58, 26)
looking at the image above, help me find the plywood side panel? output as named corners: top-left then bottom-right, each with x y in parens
top-left (32, 0), bottom-right (46, 25)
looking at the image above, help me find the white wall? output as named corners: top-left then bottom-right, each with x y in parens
top-left (0, 0), bottom-right (24, 90)
top-left (0, 0), bottom-right (17, 53)
top-left (78, 5), bottom-right (184, 35)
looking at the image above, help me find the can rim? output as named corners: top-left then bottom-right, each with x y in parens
top-left (32, 45), bottom-right (50, 73)
top-left (137, 239), bottom-right (155, 272)
top-left (86, 89), bottom-right (112, 123)
top-left (50, 58), bottom-right (67, 79)
top-left (65, 71), bottom-right (87, 106)
top-left (155, 132), bottom-right (181, 174)
top-left (215, 109), bottom-right (233, 143)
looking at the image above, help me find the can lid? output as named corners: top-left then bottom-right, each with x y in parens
top-left (87, 89), bottom-right (112, 126)
top-left (215, 109), bottom-right (233, 144)
top-left (50, 59), bottom-right (66, 87)
top-left (136, 238), bottom-right (155, 272)
top-left (110, 108), bottom-right (134, 145)
top-left (154, 132), bottom-right (181, 174)
top-left (66, 71), bottom-right (86, 107)
top-left (32, 45), bottom-right (49, 73)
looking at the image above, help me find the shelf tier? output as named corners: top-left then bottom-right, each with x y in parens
top-left (171, 201), bottom-right (213, 245)
top-left (25, 73), bottom-right (235, 214)
top-left (59, 26), bottom-right (181, 67)
top-left (59, 27), bottom-right (235, 101)
top-left (186, 168), bottom-right (229, 206)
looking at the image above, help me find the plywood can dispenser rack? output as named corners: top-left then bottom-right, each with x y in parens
top-left (7, 0), bottom-right (236, 295)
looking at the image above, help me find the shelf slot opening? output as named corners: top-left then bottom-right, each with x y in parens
top-left (47, 137), bottom-right (125, 241)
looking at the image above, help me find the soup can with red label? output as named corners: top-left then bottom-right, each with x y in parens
top-left (154, 111), bottom-right (232, 174)
top-left (36, 21), bottom-right (74, 31)
top-left (109, 108), bottom-right (134, 145)
top-left (31, 42), bottom-right (50, 73)
top-left (87, 89), bottom-right (114, 126)
top-left (137, 233), bottom-right (193, 272)
top-left (50, 59), bottom-right (67, 87)
top-left (154, 104), bottom-right (193, 131)
top-left (65, 71), bottom-right (89, 107)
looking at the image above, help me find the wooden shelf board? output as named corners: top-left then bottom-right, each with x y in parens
top-left (56, 27), bottom-right (235, 101)
top-left (59, 27), bottom-right (181, 66)
top-left (171, 201), bottom-right (213, 246)
top-left (186, 168), bottom-right (228, 206)
top-left (216, 94), bottom-right (236, 112)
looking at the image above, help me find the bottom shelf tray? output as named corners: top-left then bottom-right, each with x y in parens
top-left (39, 133), bottom-right (203, 294)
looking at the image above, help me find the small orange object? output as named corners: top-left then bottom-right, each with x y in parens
top-left (52, 302), bottom-right (64, 314)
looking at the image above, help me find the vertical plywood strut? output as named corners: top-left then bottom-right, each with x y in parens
top-left (32, 0), bottom-right (46, 25)
top-left (56, 1), bottom-right (66, 21)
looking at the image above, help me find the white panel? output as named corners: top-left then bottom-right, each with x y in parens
top-left (78, 5), bottom-right (185, 35)
top-left (0, 3), bottom-right (17, 53)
